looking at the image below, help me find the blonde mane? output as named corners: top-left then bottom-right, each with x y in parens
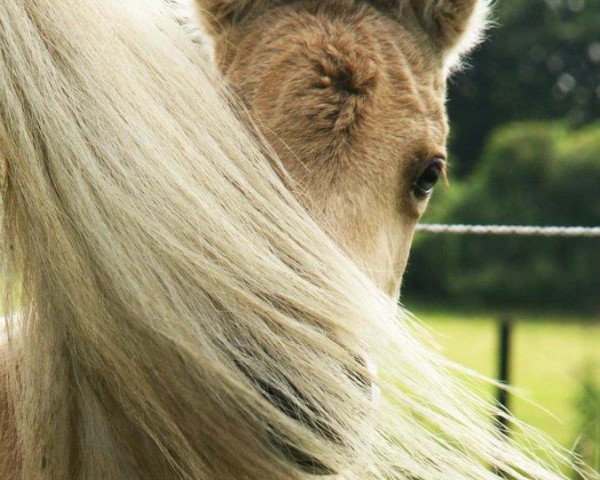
top-left (0, 0), bottom-right (589, 478)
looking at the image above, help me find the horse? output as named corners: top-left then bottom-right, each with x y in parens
top-left (0, 0), bottom-right (586, 478)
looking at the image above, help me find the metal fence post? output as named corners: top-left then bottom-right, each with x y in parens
top-left (496, 316), bottom-right (513, 437)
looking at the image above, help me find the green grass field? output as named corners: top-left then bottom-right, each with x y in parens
top-left (407, 306), bottom-right (600, 450)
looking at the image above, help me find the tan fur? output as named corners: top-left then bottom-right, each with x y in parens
top-left (0, 0), bottom-right (590, 479)
top-left (208, 4), bottom-right (428, 294)
top-left (195, 0), bottom-right (485, 294)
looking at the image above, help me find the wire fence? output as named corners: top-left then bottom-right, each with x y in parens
top-left (415, 224), bottom-right (600, 238)
top-left (414, 222), bottom-right (600, 438)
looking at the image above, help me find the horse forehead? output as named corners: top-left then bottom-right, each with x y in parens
top-left (382, 58), bottom-right (449, 143)
top-left (315, 10), bottom-right (449, 135)
top-left (348, 13), bottom-right (447, 123)
top-left (226, 4), bottom-right (449, 145)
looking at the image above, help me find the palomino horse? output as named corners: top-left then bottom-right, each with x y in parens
top-left (0, 0), bottom-right (583, 479)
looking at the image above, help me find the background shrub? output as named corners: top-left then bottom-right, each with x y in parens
top-left (404, 122), bottom-right (600, 314)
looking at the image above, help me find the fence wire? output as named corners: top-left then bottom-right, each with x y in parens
top-left (415, 224), bottom-right (600, 238)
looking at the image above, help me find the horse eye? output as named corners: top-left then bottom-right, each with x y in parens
top-left (412, 158), bottom-right (444, 200)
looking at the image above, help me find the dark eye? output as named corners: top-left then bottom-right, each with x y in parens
top-left (412, 158), bottom-right (445, 199)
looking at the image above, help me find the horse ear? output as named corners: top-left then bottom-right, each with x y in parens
top-left (407, 0), bottom-right (491, 64)
top-left (194, 0), bottom-right (287, 36)
top-left (369, 0), bottom-right (490, 67)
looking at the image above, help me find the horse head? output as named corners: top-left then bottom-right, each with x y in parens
top-left (195, 0), bottom-right (489, 296)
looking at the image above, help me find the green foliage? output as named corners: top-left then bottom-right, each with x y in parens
top-left (404, 121), bottom-right (600, 313)
top-left (404, 0), bottom-right (600, 312)
top-left (572, 364), bottom-right (600, 478)
top-left (448, 0), bottom-right (600, 176)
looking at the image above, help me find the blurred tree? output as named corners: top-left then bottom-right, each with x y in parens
top-left (404, 121), bottom-right (600, 313)
top-left (448, 0), bottom-right (600, 177)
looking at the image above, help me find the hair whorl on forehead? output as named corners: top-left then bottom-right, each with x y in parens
top-left (0, 0), bottom-right (592, 479)
top-left (304, 34), bottom-right (381, 133)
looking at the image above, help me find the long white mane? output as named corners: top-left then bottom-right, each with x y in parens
top-left (0, 0), bottom-right (589, 479)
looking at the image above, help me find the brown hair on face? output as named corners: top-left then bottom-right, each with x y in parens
top-left (195, 0), bottom-right (486, 295)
